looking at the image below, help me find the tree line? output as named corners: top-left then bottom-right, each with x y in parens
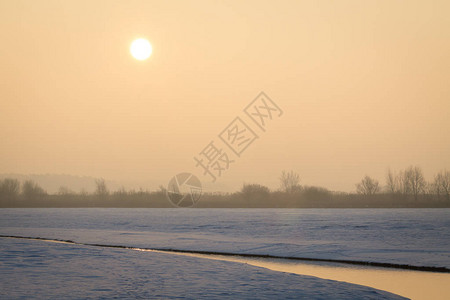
top-left (0, 167), bottom-right (449, 208)
top-left (355, 166), bottom-right (449, 202)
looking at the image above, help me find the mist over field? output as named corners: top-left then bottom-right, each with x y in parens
top-left (1, 167), bottom-right (449, 208)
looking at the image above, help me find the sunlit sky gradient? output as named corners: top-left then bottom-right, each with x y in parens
top-left (1, 0), bottom-right (449, 192)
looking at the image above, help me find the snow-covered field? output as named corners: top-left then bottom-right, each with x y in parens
top-left (1, 208), bottom-right (449, 268)
top-left (0, 237), bottom-right (408, 299)
top-left (1, 208), bottom-right (448, 299)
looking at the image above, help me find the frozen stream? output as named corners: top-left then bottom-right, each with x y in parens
top-left (167, 251), bottom-right (450, 300)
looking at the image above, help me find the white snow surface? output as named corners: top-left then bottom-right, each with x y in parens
top-left (0, 238), bottom-right (407, 299)
top-left (1, 208), bottom-right (448, 268)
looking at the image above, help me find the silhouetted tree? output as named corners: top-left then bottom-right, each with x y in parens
top-left (302, 186), bottom-right (331, 202)
top-left (0, 178), bottom-right (20, 200)
top-left (433, 170), bottom-right (450, 201)
top-left (404, 166), bottom-right (426, 201)
top-left (397, 170), bottom-right (411, 197)
top-left (279, 170), bottom-right (301, 193)
top-left (22, 180), bottom-right (46, 200)
top-left (95, 178), bottom-right (109, 200)
top-left (241, 183), bottom-right (270, 206)
top-left (356, 176), bottom-right (380, 195)
top-left (386, 169), bottom-right (399, 194)
top-left (241, 183), bottom-right (270, 196)
top-left (113, 186), bottom-right (128, 197)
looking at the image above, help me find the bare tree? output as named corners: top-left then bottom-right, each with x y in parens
top-left (22, 180), bottom-right (46, 200)
top-left (386, 169), bottom-right (398, 194)
top-left (404, 166), bottom-right (426, 201)
top-left (0, 178), bottom-right (20, 199)
top-left (114, 186), bottom-right (128, 196)
top-left (397, 170), bottom-right (411, 197)
top-left (279, 170), bottom-right (301, 193)
top-left (241, 183), bottom-right (270, 206)
top-left (95, 178), bottom-right (109, 198)
top-left (424, 181), bottom-right (435, 196)
top-left (434, 170), bottom-right (450, 201)
top-left (356, 175), bottom-right (380, 195)
top-left (241, 183), bottom-right (270, 196)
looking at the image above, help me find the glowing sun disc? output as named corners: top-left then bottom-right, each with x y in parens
top-left (130, 38), bottom-right (152, 60)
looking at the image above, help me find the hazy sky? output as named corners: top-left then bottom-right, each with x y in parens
top-left (1, 0), bottom-right (449, 192)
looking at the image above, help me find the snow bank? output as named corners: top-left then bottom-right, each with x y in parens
top-left (0, 238), bottom-right (407, 299)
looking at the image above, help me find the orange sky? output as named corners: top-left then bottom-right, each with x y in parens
top-left (1, 0), bottom-right (449, 192)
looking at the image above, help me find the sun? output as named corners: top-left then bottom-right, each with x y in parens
top-left (130, 38), bottom-right (152, 60)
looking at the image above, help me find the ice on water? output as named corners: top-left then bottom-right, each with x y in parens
top-left (1, 208), bottom-right (448, 299)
